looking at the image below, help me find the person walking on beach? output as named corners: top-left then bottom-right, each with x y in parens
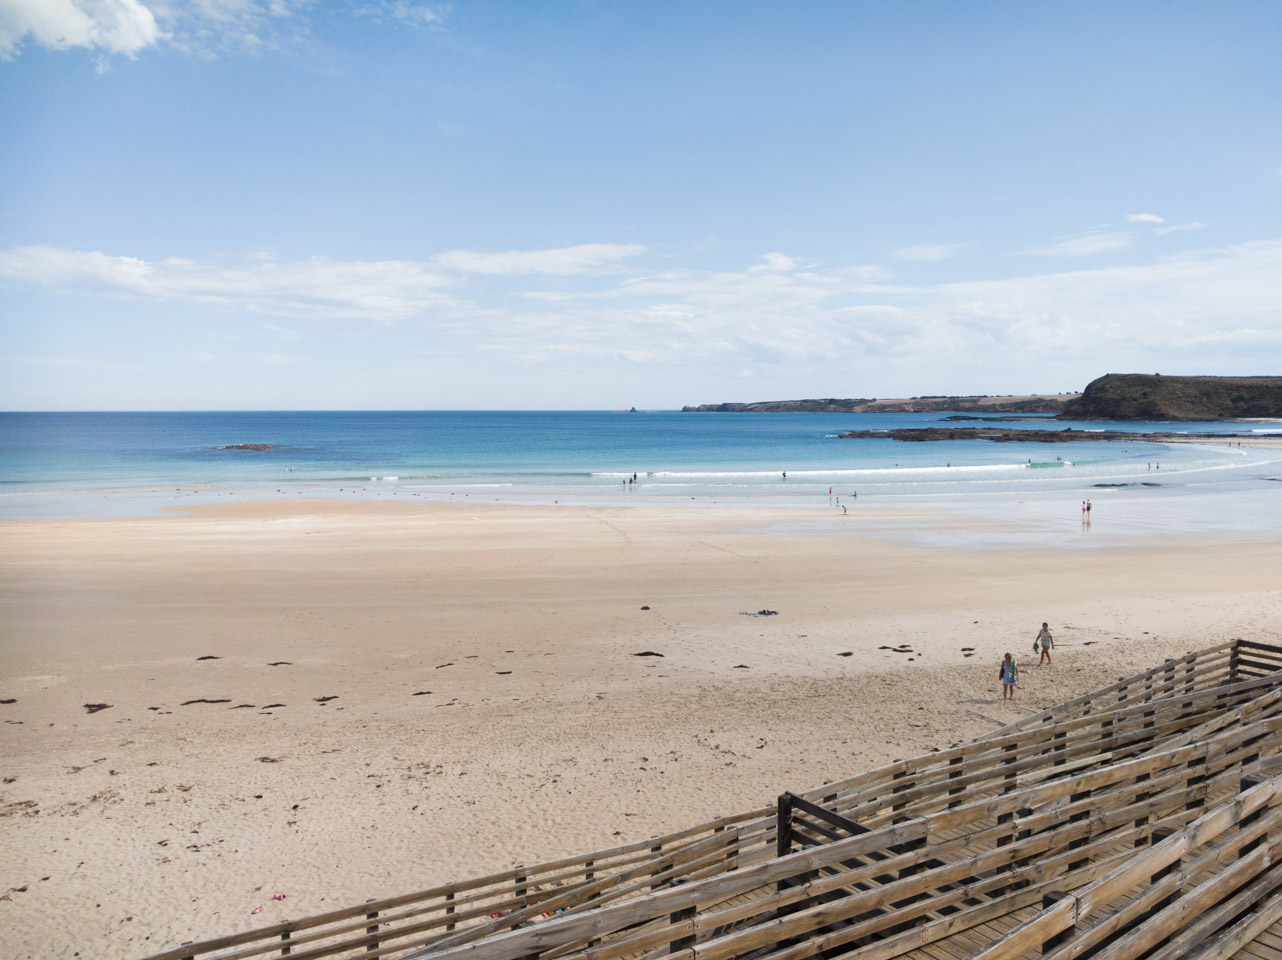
top-left (999, 653), bottom-right (1018, 701)
top-left (1035, 622), bottom-right (1054, 665)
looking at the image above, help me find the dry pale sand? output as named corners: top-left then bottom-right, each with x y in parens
top-left (2, 499), bottom-right (1281, 959)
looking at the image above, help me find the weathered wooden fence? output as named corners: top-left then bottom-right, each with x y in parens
top-left (399, 714), bottom-right (1282, 960)
top-left (139, 638), bottom-right (1282, 960)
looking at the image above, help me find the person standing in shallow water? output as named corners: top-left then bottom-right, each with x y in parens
top-left (1000, 653), bottom-right (1018, 701)
top-left (1036, 622), bottom-right (1054, 665)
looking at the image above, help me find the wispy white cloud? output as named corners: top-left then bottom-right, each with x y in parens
top-left (1126, 213), bottom-right (1165, 224)
top-left (893, 243), bottom-right (962, 262)
top-left (5, 240), bottom-right (1280, 384)
top-left (10, 353), bottom-right (145, 370)
top-left (748, 252), bottom-right (796, 273)
top-left (0, 0), bottom-right (160, 60)
top-left (1155, 221), bottom-right (1205, 235)
top-left (260, 321), bottom-right (301, 340)
top-left (434, 243), bottom-right (645, 276)
top-left (245, 350), bottom-right (303, 365)
top-left (354, 1), bottom-right (449, 27)
top-left (0, 245), bottom-right (460, 321)
top-left (0, 0), bottom-right (451, 60)
top-left (1024, 232), bottom-right (1133, 257)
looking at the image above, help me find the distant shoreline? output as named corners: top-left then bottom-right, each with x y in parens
top-left (682, 394), bottom-right (1075, 414)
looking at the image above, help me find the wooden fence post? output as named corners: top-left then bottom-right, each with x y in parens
top-left (1068, 788), bottom-right (1092, 873)
top-left (365, 899), bottom-right (379, 953)
top-left (1240, 776), bottom-right (1265, 859)
top-left (1186, 750), bottom-right (1208, 813)
top-left (1148, 827), bottom-right (1180, 914)
top-left (280, 929), bottom-right (291, 956)
top-left (1229, 641), bottom-right (1241, 684)
top-left (650, 839), bottom-right (664, 890)
top-left (1141, 826), bottom-right (1182, 950)
top-left (1012, 806), bottom-right (1035, 890)
top-left (892, 768), bottom-right (910, 822)
top-left (1041, 891), bottom-right (1075, 954)
top-left (777, 793), bottom-right (793, 858)
top-left (948, 755), bottom-right (964, 809)
top-left (180, 941), bottom-right (194, 960)
top-left (1002, 741), bottom-right (1018, 793)
top-left (445, 890), bottom-right (456, 932)
top-left (669, 904), bottom-right (696, 955)
top-left (1133, 772), bottom-right (1151, 848)
top-left (724, 825), bottom-right (740, 870)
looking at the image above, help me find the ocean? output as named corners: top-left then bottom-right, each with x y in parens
top-left (1, 411), bottom-right (1280, 528)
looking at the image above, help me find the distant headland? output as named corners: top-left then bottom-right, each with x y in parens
top-left (1059, 373), bottom-right (1282, 420)
top-left (681, 394), bottom-right (1073, 414)
top-left (683, 374), bottom-right (1282, 421)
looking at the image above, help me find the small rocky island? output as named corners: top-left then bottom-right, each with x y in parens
top-left (221, 443), bottom-right (282, 451)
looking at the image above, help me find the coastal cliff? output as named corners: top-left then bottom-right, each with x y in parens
top-left (683, 394), bottom-right (1073, 414)
top-left (1060, 374), bottom-right (1282, 421)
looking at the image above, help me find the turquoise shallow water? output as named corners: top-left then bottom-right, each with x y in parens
top-left (1, 411), bottom-right (1280, 522)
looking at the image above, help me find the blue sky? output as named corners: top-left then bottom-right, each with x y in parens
top-left (1, 1), bottom-right (1279, 410)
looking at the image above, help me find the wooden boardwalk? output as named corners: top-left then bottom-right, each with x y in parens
top-left (140, 639), bottom-right (1282, 960)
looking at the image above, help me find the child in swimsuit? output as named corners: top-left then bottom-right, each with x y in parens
top-left (1000, 653), bottom-right (1018, 701)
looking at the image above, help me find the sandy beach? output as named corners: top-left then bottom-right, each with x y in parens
top-left (3, 498), bottom-right (1281, 959)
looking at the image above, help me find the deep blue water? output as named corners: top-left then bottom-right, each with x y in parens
top-left (1, 411), bottom-right (1280, 518)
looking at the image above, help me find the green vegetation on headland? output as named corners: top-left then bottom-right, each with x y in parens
top-left (1059, 374), bottom-right (1282, 420)
top-left (681, 394), bottom-right (1074, 414)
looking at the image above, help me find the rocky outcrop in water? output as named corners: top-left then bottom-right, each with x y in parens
top-left (839, 427), bottom-right (1251, 443)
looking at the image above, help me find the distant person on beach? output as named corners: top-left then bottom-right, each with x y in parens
top-left (1035, 622), bottom-right (1053, 665)
top-left (1000, 653), bottom-right (1018, 701)
top-left (1086, 499), bottom-right (1091, 515)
